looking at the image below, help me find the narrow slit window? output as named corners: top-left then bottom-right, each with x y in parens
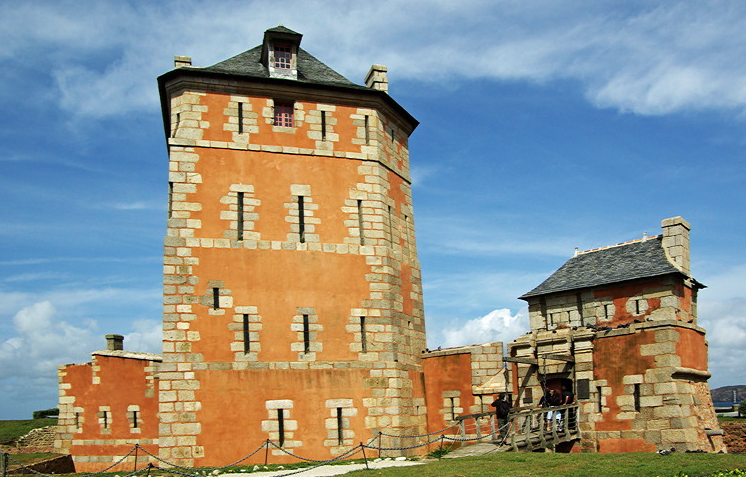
top-left (274, 102), bottom-right (294, 127)
top-left (336, 407), bottom-right (344, 445)
top-left (597, 387), bottom-right (603, 413)
top-left (243, 313), bottom-right (250, 354)
top-left (298, 195), bottom-right (305, 243)
top-left (321, 111), bottom-right (327, 139)
top-left (390, 127), bottom-right (395, 144)
top-left (238, 102), bottom-right (244, 134)
top-left (303, 314), bottom-right (310, 353)
top-left (132, 410), bottom-right (139, 428)
top-left (212, 287), bottom-right (220, 309)
top-left (357, 200), bottom-right (365, 245)
top-left (604, 304), bottom-right (613, 320)
top-left (168, 182), bottom-right (174, 218)
top-left (364, 116), bottom-right (370, 144)
top-left (449, 397), bottom-right (456, 420)
top-left (633, 383), bottom-right (641, 411)
top-left (576, 292), bottom-right (584, 325)
top-left (172, 113), bottom-right (180, 138)
top-left (277, 409), bottom-right (285, 447)
top-left (75, 412), bottom-right (81, 430)
top-left (103, 411), bottom-right (109, 429)
top-left (237, 192), bottom-right (244, 241)
top-left (387, 206), bottom-right (394, 243)
top-left (360, 316), bottom-right (367, 353)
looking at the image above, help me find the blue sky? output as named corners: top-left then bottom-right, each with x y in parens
top-left (1, 0), bottom-right (745, 419)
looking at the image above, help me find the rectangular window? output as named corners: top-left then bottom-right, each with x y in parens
top-left (633, 383), bottom-right (641, 411)
top-left (577, 379), bottom-right (590, 400)
top-left (298, 195), bottom-right (305, 243)
top-left (303, 314), bottom-right (310, 353)
top-left (274, 45), bottom-right (292, 69)
top-left (364, 116), bottom-right (370, 144)
top-left (274, 102), bottom-right (294, 127)
top-left (336, 407), bottom-right (344, 445)
top-left (172, 112), bottom-right (180, 138)
top-left (604, 304), bottom-right (613, 319)
top-left (237, 192), bottom-right (244, 241)
top-left (360, 316), bottom-right (367, 353)
top-left (523, 388), bottom-right (533, 405)
top-left (277, 409), bottom-right (285, 447)
top-left (243, 314), bottom-right (250, 354)
top-left (357, 200), bottom-right (365, 246)
top-left (238, 102), bottom-right (244, 134)
top-left (321, 111), bottom-right (327, 139)
top-left (213, 287), bottom-right (220, 309)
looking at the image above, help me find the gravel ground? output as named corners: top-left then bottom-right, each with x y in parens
top-left (220, 458), bottom-right (423, 477)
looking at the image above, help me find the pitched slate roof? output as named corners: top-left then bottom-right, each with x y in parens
top-left (200, 45), bottom-right (367, 90)
top-left (519, 236), bottom-right (685, 299)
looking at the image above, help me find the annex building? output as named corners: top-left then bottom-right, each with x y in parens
top-left (54, 27), bottom-right (724, 471)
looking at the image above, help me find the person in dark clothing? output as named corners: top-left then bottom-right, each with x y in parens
top-left (562, 386), bottom-right (576, 429)
top-left (491, 393), bottom-right (511, 435)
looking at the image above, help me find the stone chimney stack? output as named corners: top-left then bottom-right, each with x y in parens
top-left (365, 64), bottom-right (388, 93)
top-left (106, 334), bottom-right (124, 351)
top-left (661, 216), bottom-right (691, 276)
top-left (174, 56), bottom-right (192, 68)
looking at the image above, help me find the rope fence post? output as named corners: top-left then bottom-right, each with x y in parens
top-left (133, 444), bottom-right (139, 473)
top-left (1, 451), bottom-right (7, 477)
top-left (378, 431), bottom-right (382, 459)
top-left (264, 439), bottom-right (269, 466)
top-left (438, 435), bottom-right (445, 460)
top-left (360, 443), bottom-right (369, 470)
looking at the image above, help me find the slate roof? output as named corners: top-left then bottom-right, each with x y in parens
top-left (199, 45), bottom-right (367, 90)
top-left (519, 236), bottom-right (686, 299)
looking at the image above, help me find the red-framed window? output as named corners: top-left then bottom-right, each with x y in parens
top-left (274, 102), bottom-right (294, 127)
top-left (274, 44), bottom-right (292, 69)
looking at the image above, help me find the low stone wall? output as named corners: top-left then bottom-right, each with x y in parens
top-left (722, 420), bottom-right (746, 453)
top-left (16, 426), bottom-right (56, 448)
top-left (7, 454), bottom-right (75, 475)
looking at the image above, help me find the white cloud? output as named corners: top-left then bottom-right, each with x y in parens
top-left (439, 308), bottom-right (529, 348)
top-left (3, 1), bottom-right (746, 120)
top-left (124, 319), bottom-right (163, 355)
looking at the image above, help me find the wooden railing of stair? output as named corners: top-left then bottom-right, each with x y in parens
top-left (454, 403), bottom-right (580, 452)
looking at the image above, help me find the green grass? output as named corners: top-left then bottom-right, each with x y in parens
top-left (719, 416), bottom-right (745, 422)
top-left (5, 452), bottom-right (59, 465)
top-left (0, 419), bottom-right (57, 445)
top-left (342, 453), bottom-right (746, 477)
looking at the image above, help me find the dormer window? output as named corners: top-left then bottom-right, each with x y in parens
top-left (262, 26), bottom-right (303, 80)
top-left (274, 45), bottom-right (292, 69)
top-left (274, 102), bottom-right (294, 127)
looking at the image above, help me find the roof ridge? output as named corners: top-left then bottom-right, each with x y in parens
top-left (578, 234), bottom-right (661, 255)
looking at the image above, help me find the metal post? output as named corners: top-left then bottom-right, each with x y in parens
top-left (378, 432), bottom-right (383, 459)
top-left (264, 439), bottom-right (269, 466)
top-left (360, 443), bottom-right (369, 470)
top-left (133, 444), bottom-right (139, 473)
top-left (439, 435), bottom-right (445, 460)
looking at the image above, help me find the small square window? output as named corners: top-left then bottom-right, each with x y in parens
top-left (274, 102), bottom-right (294, 127)
top-left (274, 45), bottom-right (292, 69)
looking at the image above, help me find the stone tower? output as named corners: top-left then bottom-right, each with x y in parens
top-left (157, 26), bottom-right (426, 466)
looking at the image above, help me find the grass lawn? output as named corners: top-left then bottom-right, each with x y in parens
top-left (343, 453), bottom-right (746, 477)
top-left (0, 419), bottom-right (57, 445)
top-left (5, 452), bottom-right (59, 465)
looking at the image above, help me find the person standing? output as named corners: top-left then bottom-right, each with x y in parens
top-left (491, 393), bottom-right (511, 435)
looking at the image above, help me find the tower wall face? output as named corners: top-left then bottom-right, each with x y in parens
top-left (160, 79), bottom-right (426, 466)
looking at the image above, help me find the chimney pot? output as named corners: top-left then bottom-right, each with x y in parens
top-left (174, 56), bottom-right (192, 68)
top-left (105, 334), bottom-right (124, 351)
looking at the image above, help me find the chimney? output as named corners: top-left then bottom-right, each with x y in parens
top-left (365, 64), bottom-right (388, 93)
top-left (174, 56), bottom-right (192, 68)
top-left (661, 216), bottom-right (691, 276)
top-left (106, 334), bottom-right (124, 351)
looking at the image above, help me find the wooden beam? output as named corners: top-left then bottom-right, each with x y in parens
top-left (504, 357), bottom-right (538, 365)
top-left (541, 353), bottom-right (575, 362)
